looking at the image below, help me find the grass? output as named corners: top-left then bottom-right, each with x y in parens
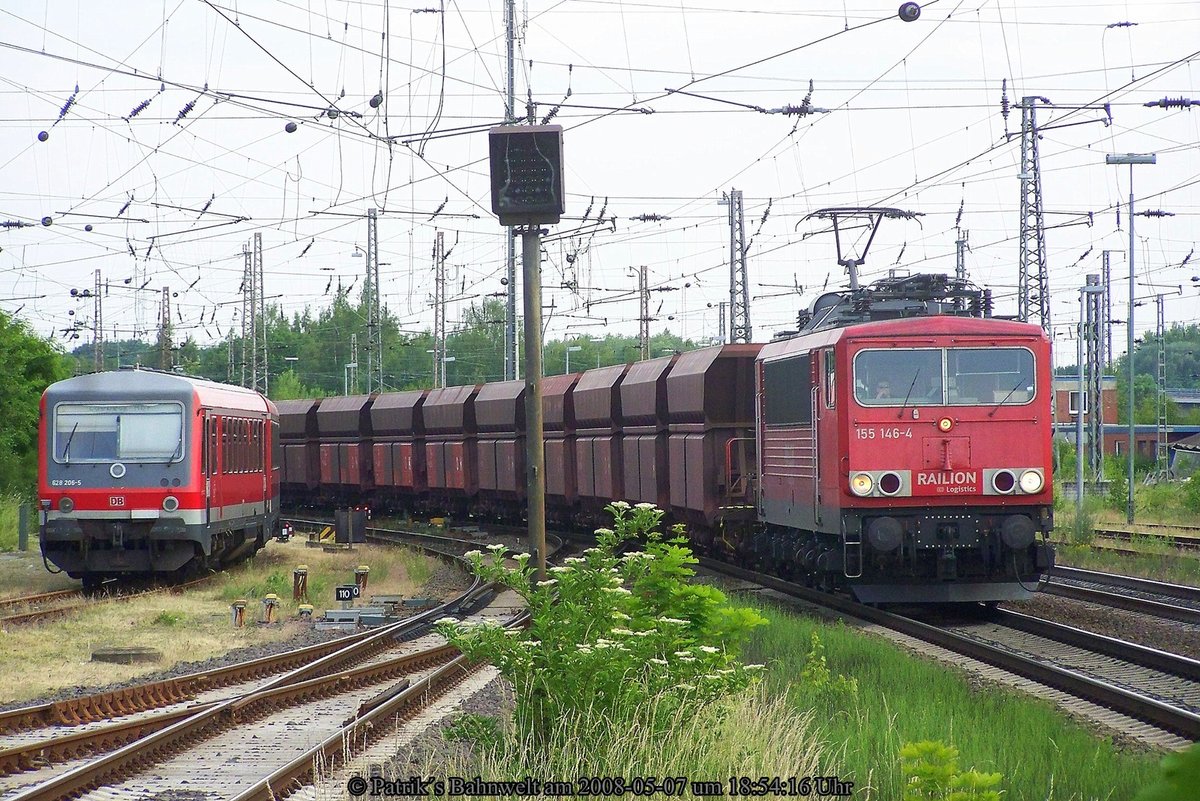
top-left (742, 603), bottom-right (1163, 800)
top-left (331, 685), bottom-right (828, 799)
top-left (1055, 542), bottom-right (1200, 587)
top-left (0, 493), bottom-right (25, 553)
top-left (0, 539), bottom-right (442, 705)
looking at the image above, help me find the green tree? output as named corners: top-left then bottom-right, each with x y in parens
top-left (0, 312), bottom-right (71, 494)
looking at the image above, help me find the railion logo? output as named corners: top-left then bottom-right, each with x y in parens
top-left (109, 496), bottom-right (126, 507)
top-left (916, 471), bottom-right (978, 486)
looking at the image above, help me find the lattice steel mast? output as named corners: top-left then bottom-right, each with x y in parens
top-left (1016, 96), bottom-right (1051, 331)
top-left (719, 189), bottom-right (750, 343)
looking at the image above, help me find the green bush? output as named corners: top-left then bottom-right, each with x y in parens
top-left (901, 740), bottom-right (1003, 801)
top-left (1134, 742), bottom-right (1200, 801)
top-left (437, 502), bottom-right (767, 747)
top-left (151, 610), bottom-right (184, 626)
top-left (1183, 476), bottom-right (1200, 514)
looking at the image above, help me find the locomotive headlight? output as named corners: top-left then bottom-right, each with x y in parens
top-left (1018, 469), bottom-right (1044, 494)
top-left (162, 495), bottom-right (179, 513)
top-left (937, 417), bottom-right (954, 432)
top-left (991, 470), bottom-right (1016, 494)
top-left (58, 496), bottom-right (74, 513)
top-left (850, 472), bottom-right (874, 497)
top-left (878, 472), bottom-right (903, 496)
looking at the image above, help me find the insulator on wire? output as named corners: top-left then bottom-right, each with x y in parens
top-left (1145, 96), bottom-right (1195, 110)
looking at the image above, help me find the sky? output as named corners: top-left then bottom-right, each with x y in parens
top-left (1, 0), bottom-right (1198, 375)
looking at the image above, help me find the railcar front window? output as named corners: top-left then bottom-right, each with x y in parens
top-left (853, 349), bottom-right (943, 406)
top-left (54, 403), bottom-right (183, 463)
top-left (947, 348), bottom-right (1034, 406)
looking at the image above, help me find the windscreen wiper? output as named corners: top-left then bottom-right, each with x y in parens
top-left (989, 378), bottom-right (1026, 417)
top-left (62, 422), bottom-right (79, 464)
top-left (897, 370), bottom-right (920, 420)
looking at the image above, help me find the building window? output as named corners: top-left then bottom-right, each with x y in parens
top-left (1114, 440), bottom-right (1123, 456)
top-left (1067, 390), bottom-right (1088, 416)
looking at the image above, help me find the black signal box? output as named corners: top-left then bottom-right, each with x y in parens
top-left (488, 125), bottom-right (565, 227)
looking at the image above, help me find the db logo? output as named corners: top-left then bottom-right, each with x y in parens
top-left (109, 496), bottom-right (126, 507)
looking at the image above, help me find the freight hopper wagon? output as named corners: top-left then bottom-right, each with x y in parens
top-left (38, 369), bottom-right (279, 587)
top-left (753, 274), bottom-right (1055, 603)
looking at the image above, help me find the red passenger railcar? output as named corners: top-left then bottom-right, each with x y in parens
top-left (755, 276), bottom-right (1054, 602)
top-left (38, 369), bottom-right (278, 586)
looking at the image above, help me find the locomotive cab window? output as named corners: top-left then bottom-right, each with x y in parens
top-left (947, 347), bottom-right (1035, 406)
top-left (853, 349), bottom-right (942, 406)
top-left (53, 402), bottom-right (183, 464)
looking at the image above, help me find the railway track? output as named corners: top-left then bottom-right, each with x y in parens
top-left (1093, 525), bottom-right (1200, 551)
top-left (0, 565), bottom-right (511, 799)
top-left (1043, 565), bottom-right (1200, 626)
top-left (701, 558), bottom-right (1199, 746)
top-left (0, 577), bottom-right (212, 628)
top-left (0, 521), bottom-right (536, 799)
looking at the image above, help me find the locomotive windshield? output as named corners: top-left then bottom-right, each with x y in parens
top-left (53, 402), bottom-right (184, 463)
top-left (854, 347), bottom-right (1034, 407)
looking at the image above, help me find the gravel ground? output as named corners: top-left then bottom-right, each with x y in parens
top-left (1002, 593), bottom-right (1200, 660)
top-left (380, 675), bottom-right (514, 778)
top-left (0, 561), bottom-right (474, 714)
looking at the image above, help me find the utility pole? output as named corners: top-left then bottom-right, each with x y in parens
top-left (1017, 97), bottom-right (1050, 333)
top-left (255, 232), bottom-right (267, 395)
top-left (365, 207), bottom-right (383, 392)
top-left (718, 301), bottom-right (727, 345)
top-left (502, 0), bottom-right (518, 381)
top-left (1102, 250), bottom-right (1119, 364)
top-left (955, 229), bottom-right (969, 281)
top-left (226, 328), bottom-right (235, 383)
top-left (159, 286), bottom-right (171, 370)
top-left (241, 243), bottom-right (252, 387)
top-left (1156, 294), bottom-right (1168, 475)
top-left (433, 231), bottom-right (446, 389)
top-left (1085, 273), bottom-right (1105, 483)
top-left (638, 265), bottom-right (649, 361)
top-left (719, 189), bottom-right (751, 343)
top-left (93, 268), bottom-right (103, 372)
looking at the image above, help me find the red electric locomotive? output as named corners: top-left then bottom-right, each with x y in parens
top-left (38, 369), bottom-right (279, 587)
top-left (754, 274), bottom-right (1054, 602)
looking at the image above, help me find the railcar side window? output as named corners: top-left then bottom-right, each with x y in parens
top-left (763, 355), bottom-right (812, 425)
top-left (53, 402), bottom-right (183, 463)
top-left (853, 349), bottom-right (942, 406)
top-left (823, 348), bottom-right (835, 409)
top-left (947, 348), bottom-right (1035, 406)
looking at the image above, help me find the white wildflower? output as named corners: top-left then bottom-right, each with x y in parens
top-left (698, 645), bottom-right (720, 654)
top-left (548, 565), bottom-right (571, 574)
top-left (536, 579), bottom-right (558, 587)
top-left (674, 651), bottom-right (693, 657)
top-left (678, 683), bottom-right (695, 691)
top-left (463, 550), bottom-right (482, 558)
top-left (577, 645), bottom-right (593, 654)
top-left (516, 552), bottom-right (531, 560)
top-left (435, 616), bottom-right (458, 626)
top-left (632, 630), bottom-right (653, 637)
top-left (635, 502), bottom-right (657, 511)
top-left (594, 528), bottom-right (615, 537)
top-left (678, 656), bottom-right (696, 663)
top-left (610, 500), bottom-right (630, 510)
top-left (745, 664), bottom-right (766, 671)
top-left (611, 628), bottom-right (634, 636)
top-left (658, 617), bottom-right (688, 625)
top-left (564, 556), bottom-right (586, 564)
top-left (612, 611), bottom-right (631, 621)
top-left (649, 658), bottom-right (668, 666)
top-left (521, 640), bottom-right (540, 647)
top-left (486, 543), bottom-right (506, 552)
